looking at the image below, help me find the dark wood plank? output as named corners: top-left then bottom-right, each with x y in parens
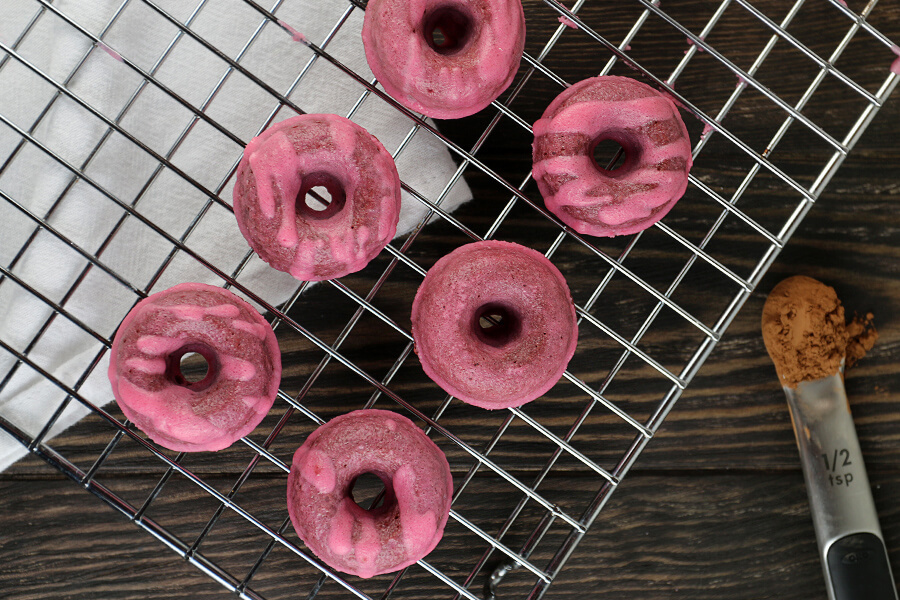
top-left (557, 471), bottom-right (900, 600)
top-left (2, 471), bottom-right (898, 600)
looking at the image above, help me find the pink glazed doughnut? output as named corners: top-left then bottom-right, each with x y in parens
top-left (233, 114), bottom-right (401, 281)
top-left (411, 241), bottom-right (578, 409)
top-left (108, 283), bottom-right (281, 452)
top-left (532, 76), bottom-right (693, 237)
top-left (361, 0), bottom-right (526, 119)
top-left (287, 410), bottom-right (453, 578)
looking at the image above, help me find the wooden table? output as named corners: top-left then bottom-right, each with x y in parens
top-left (1, 1), bottom-right (898, 598)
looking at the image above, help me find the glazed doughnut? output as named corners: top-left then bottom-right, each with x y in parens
top-left (233, 114), bottom-right (401, 281)
top-left (411, 240), bottom-right (578, 409)
top-left (361, 0), bottom-right (526, 119)
top-left (532, 76), bottom-right (693, 237)
top-left (287, 410), bottom-right (453, 578)
top-left (108, 283), bottom-right (281, 452)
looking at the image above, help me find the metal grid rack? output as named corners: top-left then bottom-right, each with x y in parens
top-left (0, 0), bottom-right (897, 598)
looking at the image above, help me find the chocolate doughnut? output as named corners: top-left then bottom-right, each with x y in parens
top-left (533, 76), bottom-right (692, 237)
top-left (287, 410), bottom-right (453, 578)
top-left (362, 0), bottom-right (526, 119)
top-left (108, 283), bottom-right (281, 452)
top-left (233, 114), bottom-right (401, 281)
top-left (411, 240), bottom-right (578, 409)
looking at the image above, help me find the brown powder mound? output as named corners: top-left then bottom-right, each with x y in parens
top-left (761, 276), bottom-right (878, 388)
top-left (846, 312), bottom-right (878, 369)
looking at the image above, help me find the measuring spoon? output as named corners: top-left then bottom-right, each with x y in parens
top-left (781, 364), bottom-right (897, 600)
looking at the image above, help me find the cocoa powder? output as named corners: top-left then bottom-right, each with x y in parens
top-left (846, 312), bottom-right (878, 369)
top-left (761, 276), bottom-right (877, 388)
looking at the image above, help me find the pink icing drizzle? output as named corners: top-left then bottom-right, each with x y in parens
top-left (231, 319), bottom-right (268, 339)
top-left (891, 45), bottom-right (900, 75)
top-left (136, 334), bottom-right (181, 356)
top-left (537, 96), bottom-right (674, 135)
top-left (558, 15), bottom-right (578, 29)
top-left (247, 130), bottom-right (295, 220)
top-left (300, 449), bottom-right (337, 494)
top-left (686, 36), bottom-right (706, 52)
top-left (161, 303), bottom-right (240, 320)
top-left (278, 20), bottom-right (308, 43)
top-left (125, 357), bottom-right (166, 374)
top-left (136, 325), bottom-right (257, 381)
top-left (395, 465), bottom-right (438, 555)
top-left (98, 42), bottom-right (123, 62)
top-left (220, 355), bottom-right (257, 381)
top-left (327, 499), bottom-right (355, 556)
top-left (354, 516), bottom-right (382, 577)
top-left (206, 304), bottom-right (241, 318)
top-left (322, 498), bottom-right (384, 578)
top-left (241, 395), bottom-right (268, 410)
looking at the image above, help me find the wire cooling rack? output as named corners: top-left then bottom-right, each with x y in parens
top-left (1, 0), bottom-right (898, 598)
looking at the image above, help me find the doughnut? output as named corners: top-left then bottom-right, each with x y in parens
top-left (361, 0), bottom-right (526, 119)
top-left (411, 240), bottom-right (578, 409)
top-left (108, 283), bottom-right (281, 452)
top-left (532, 76), bottom-right (693, 237)
top-left (233, 114), bottom-right (401, 281)
top-left (287, 410), bottom-right (453, 578)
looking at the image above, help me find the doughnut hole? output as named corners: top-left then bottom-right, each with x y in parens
top-left (423, 5), bottom-right (474, 56)
top-left (590, 132), bottom-right (642, 177)
top-left (179, 353), bottom-right (209, 383)
top-left (592, 139), bottom-right (626, 171)
top-left (350, 471), bottom-right (396, 513)
top-left (166, 343), bottom-right (218, 391)
top-left (474, 303), bottom-right (522, 348)
top-left (297, 172), bottom-right (346, 220)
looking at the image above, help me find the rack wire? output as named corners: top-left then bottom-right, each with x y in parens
top-left (0, 0), bottom-right (897, 598)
